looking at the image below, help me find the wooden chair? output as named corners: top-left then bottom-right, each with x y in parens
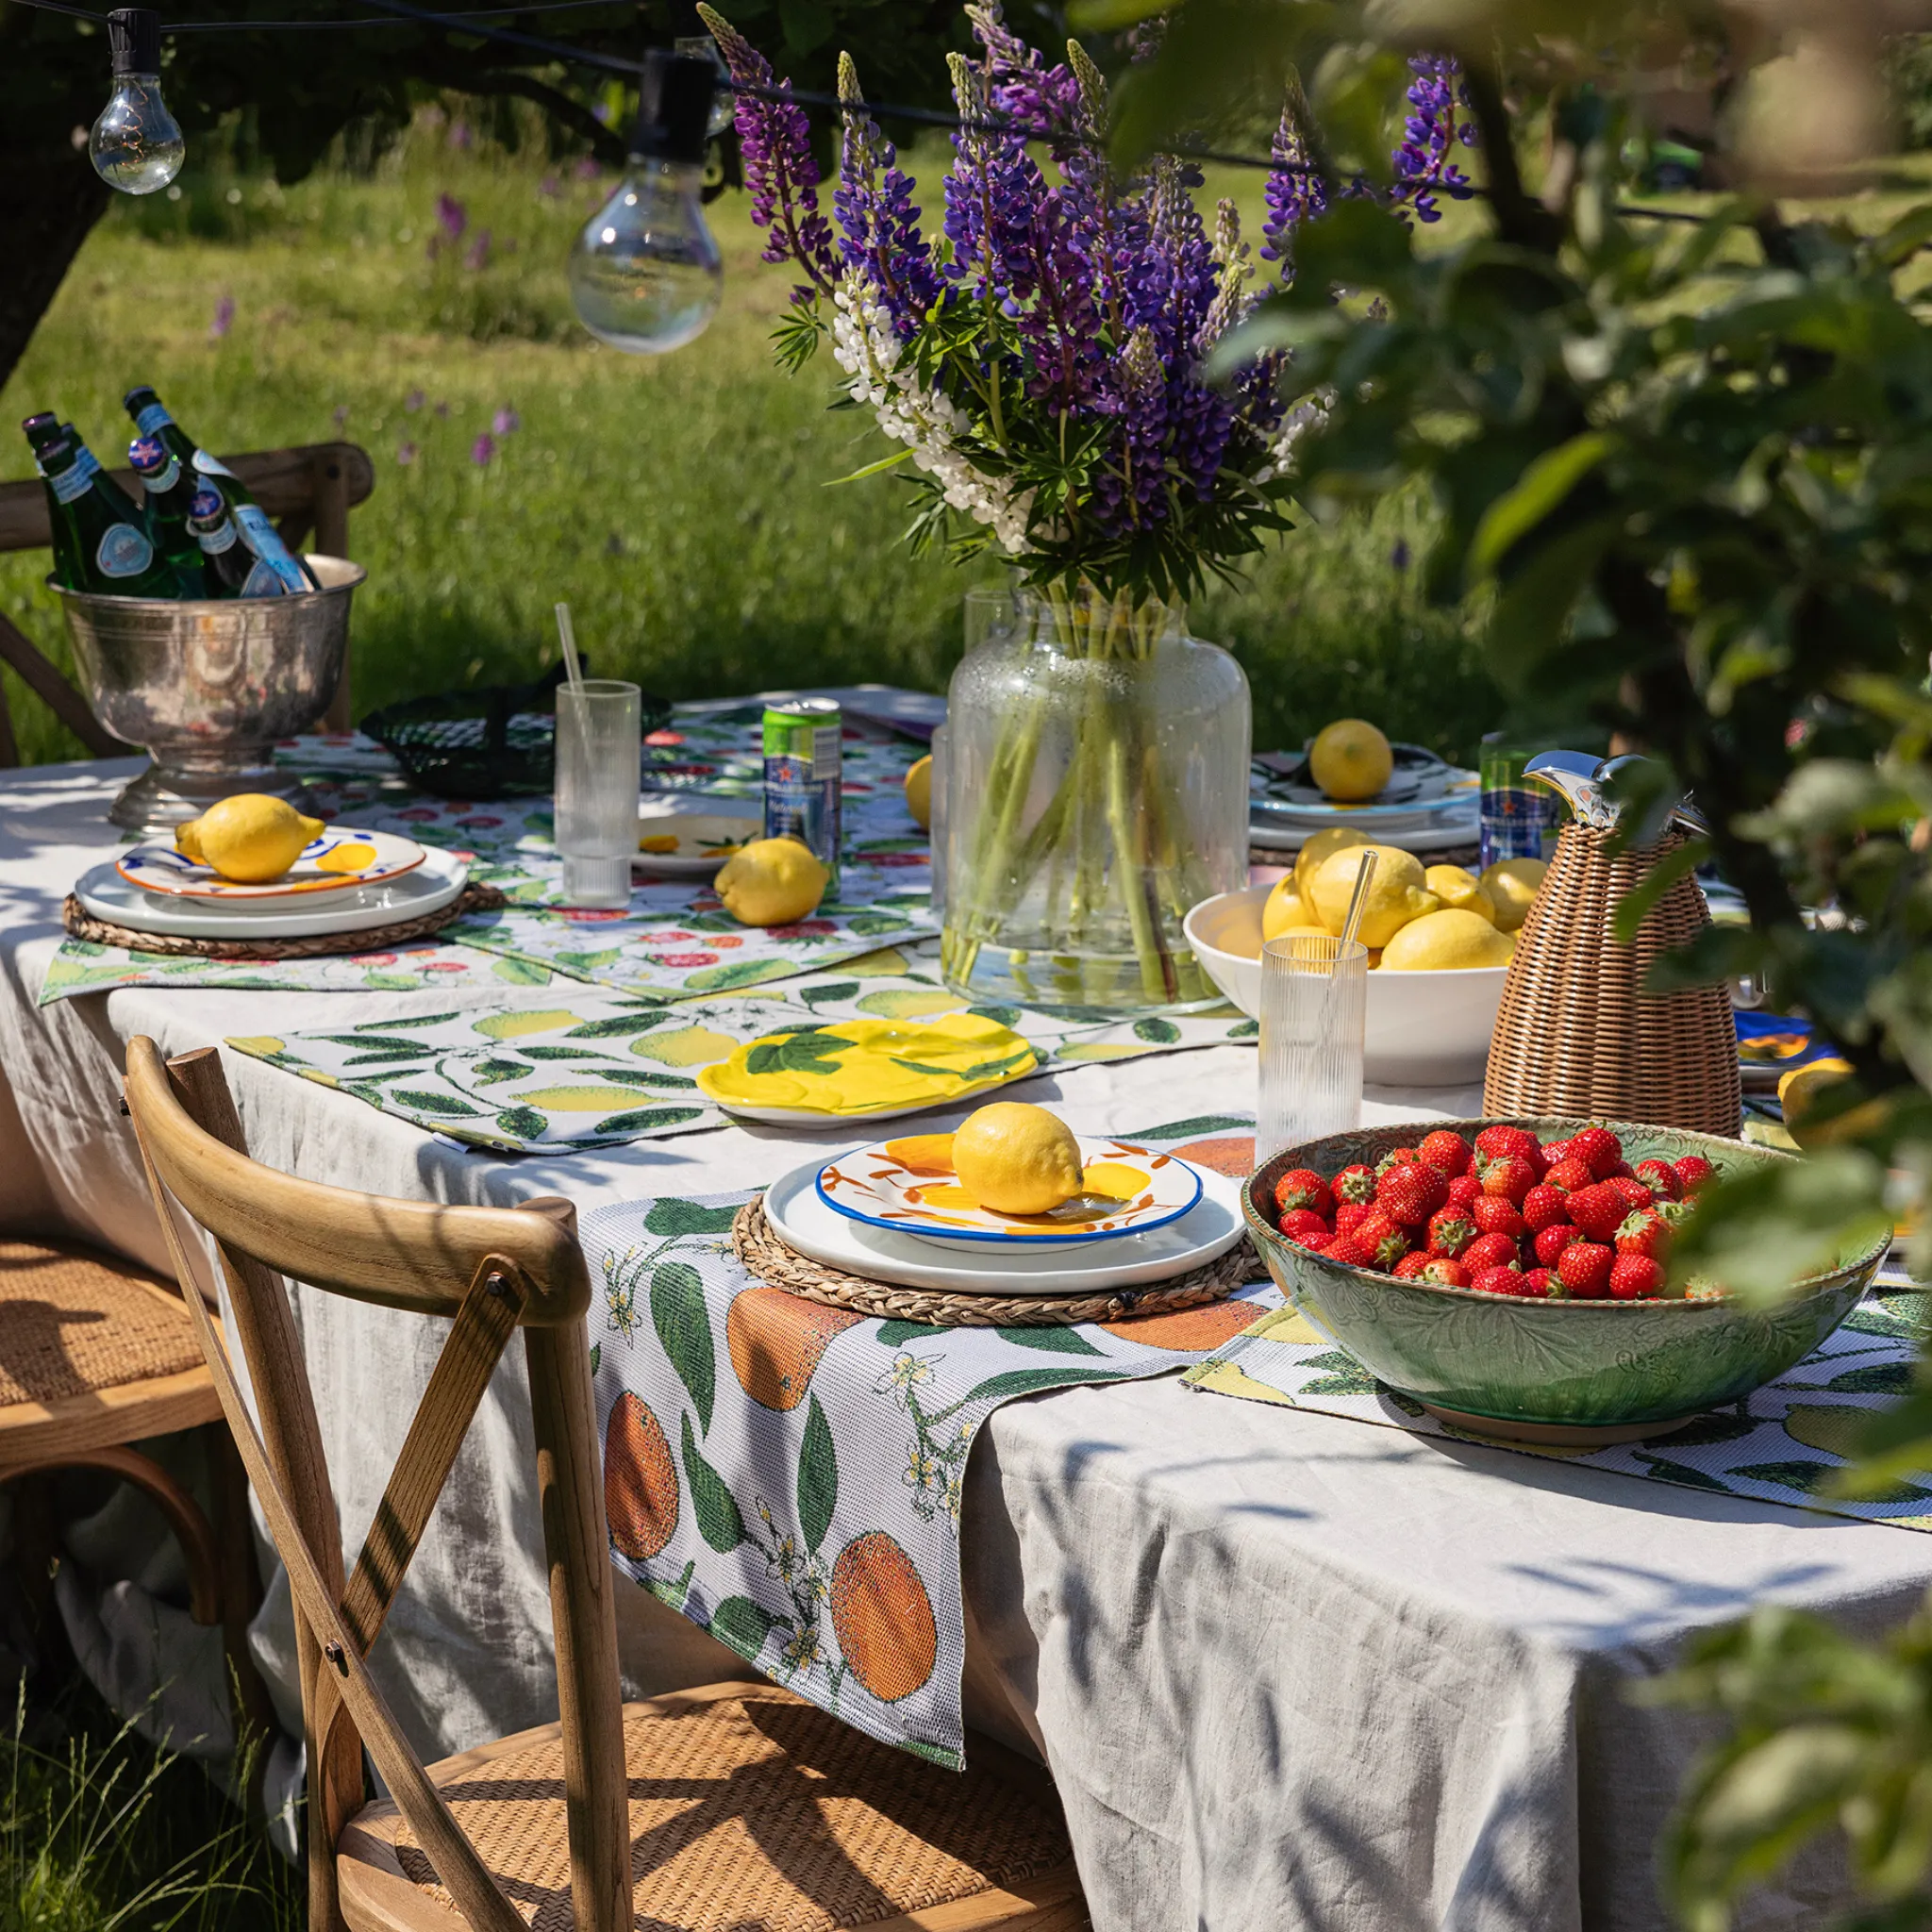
top-left (0, 1235), bottom-right (271, 1740)
top-left (0, 441), bottom-right (375, 764)
top-left (124, 1037), bottom-right (1088, 1932)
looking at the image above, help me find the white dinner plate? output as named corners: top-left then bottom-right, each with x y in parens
top-left (1248, 811), bottom-right (1479, 857)
top-left (117, 825), bottom-right (426, 901)
top-left (76, 848), bottom-right (470, 939)
top-left (634, 802), bottom-right (761, 877)
top-left (765, 1155), bottom-right (1247, 1294)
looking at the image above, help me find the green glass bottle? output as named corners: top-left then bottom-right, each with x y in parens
top-left (123, 385), bottom-right (310, 591)
top-left (187, 487), bottom-right (289, 598)
top-left (42, 436), bottom-right (178, 597)
top-left (23, 417), bottom-right (84, 590)
top-left (128, 434), bottom-right (208, 595)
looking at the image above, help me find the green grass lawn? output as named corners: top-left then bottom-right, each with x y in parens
top-left (0, 114), bottom-right (1496, 769)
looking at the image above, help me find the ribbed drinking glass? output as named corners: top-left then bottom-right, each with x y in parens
top-left (1257, 935), bottom-right (1368, 1164)
top-left (555, 679), bottom-right (641, 908)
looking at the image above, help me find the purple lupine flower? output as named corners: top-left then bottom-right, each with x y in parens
top-left (573, 157), bottom-right (601, 181)
top-left (942, 53), bottom-right (1044, 303)
top-left (492, 406), bottom-right (520, 435)
top-left (447, 119), bottom-right (472, 150)
top-left (208, 294), bottom-right (235, 340)
top-left (539, 175), bottom-right (560, 199)
top-left (464, 228), bottom-right (491, 271)
top-left (470, 433), bottom-right (495, 466)
top-left (395, 441), bottom-right (418, 465)
top-left (404, 389), bottom-right (425, 412)
top-left (1260, 102), bottom-right (1325, 275)
top-left (435, 192), bottom-right (468, 242)
top-left (835, 53), bottom-right (940, 336)
top-left (698, 5), bottom-right (837, 297)
top-left (1391, 56), bottom-right (1473, 225)
top-left (966, 0), bottom-right (1079, 138)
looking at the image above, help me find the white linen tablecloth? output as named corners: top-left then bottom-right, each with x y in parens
top-left (1, 754), bottom-right (1921, 1932)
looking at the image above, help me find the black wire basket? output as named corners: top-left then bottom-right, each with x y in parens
top-left (361, 662), bottom-right (671, 801)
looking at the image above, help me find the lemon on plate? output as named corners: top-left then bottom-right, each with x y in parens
top-left (1306, 841), bottom-right (1440, 949)
top-left (951, 1102), bottom-right (1084, 1215)
top-left (1307, 720), bottom-right (1393, 803)
top-left (1293, 825), bottom-right (1369, 898)
top-left (1479, 857), bottom-right (1549, 933)
top-left (174, 793), bottom-right (324, 883)
top-left (904, 754), bottom-right (933, 831)
top-left (1379, 908), bottom-right (1516, 971)
top-left (714, 837), bottom-right (830, 926)
top-left (1777, 1057), bottom-right (1856, 1143)
top-left (1424, 864), bottom-right (1497, 925)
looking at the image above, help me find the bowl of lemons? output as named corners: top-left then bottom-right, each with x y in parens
top-left (1184, 829), bottom-right (1550, 1086)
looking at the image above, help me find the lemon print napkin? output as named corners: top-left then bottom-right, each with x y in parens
top-left (697, 1012), bottom-right (1037, 1116)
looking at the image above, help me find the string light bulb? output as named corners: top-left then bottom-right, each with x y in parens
top-left (91, 8), bottom-right (185, 194)
top-left (569, 49), bottom-right (723, 355)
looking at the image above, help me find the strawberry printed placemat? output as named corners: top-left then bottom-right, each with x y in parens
top-left (583, 1120), bottom-right (1276, 1767)
top-left (1185, 1274), bottom-right (1932, 1530)
top-left (222, 942), bottom-right (1259, 1151)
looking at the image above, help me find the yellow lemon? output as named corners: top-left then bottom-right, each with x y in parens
top-left (1260, 876), bottom-right (1313, 942)
top-left (951, 1102), bottom-right (1084, 1215)
top-left (175, 793), bottom-right (325, 883)
top-left (1307, 720), bottom-right (1394, 803)
top-left (1380, 908), bottom-right (1516, 971)
top-left (713, 837), bottom-right (830, 926)
top-left (1424, 865), bottom-right (1497, 925)
top-left (1479, 857), bottom-right (1549, 933)
top-left (904, 755), bottom-right (933, 831)
top-left (1778, 1057), bottom-right (1856, 1143)
top-left (1292, 825), bottom-right (1370, 899)
top-left (1307, 842), bottom-right (1439, 949)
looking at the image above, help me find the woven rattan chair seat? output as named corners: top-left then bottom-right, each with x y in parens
top-left (0, 1241), bottom-right (203, 1406)
top-left (343, 1681), bottom-right (1080, 1932)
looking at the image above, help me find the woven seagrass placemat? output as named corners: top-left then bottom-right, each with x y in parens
top-left (732, 1194), bottom-right (1261, 1327)
top-left (61, 881), bottom-right (507, 959)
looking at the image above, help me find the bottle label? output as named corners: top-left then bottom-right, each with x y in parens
top-left (192, 448), bottom-right (239, 482)
top-left (133, 402), bottom-right (174, 436)
top-left (96, 524), bottom-right (158, 579)
top-left (241, 558), bottom-right (287, 598)
top-left (195, 516), bottom-right (240, 556)
top-left (141, 455), bottom-right (181, 494)
top-left (49, 464), bottom-right (92, 505)
top-left (233, 504), bottom-right (308, 591)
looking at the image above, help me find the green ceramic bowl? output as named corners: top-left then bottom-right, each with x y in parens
top-left (1244, 1118), bottom-right (1889, 1444)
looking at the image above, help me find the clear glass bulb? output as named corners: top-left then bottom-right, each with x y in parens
top-left (90, 72), bottom-right (185, 194)
top-left (674, 35), bottom-right (736, 140)
top-left (569, 158), bottom-right (723, 356)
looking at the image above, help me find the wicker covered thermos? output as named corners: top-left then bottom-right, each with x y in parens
top-left (1482, 753), bottom-right (1742, 1137)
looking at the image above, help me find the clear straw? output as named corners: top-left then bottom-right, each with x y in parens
top-left (554, 601), bottom-right (586, 694)
top-left (1336, 848), bottom-right (1378, 964)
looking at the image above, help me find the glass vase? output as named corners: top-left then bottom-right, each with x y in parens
top-left (939, 584), bottom-right (1251, 1012)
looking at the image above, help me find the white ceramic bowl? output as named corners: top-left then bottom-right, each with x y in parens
top-left (1183, 884), bottom-right (1506, 1087)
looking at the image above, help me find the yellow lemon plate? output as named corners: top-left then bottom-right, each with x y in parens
top-left (816, 1134), bottom-right (1205, 1249)
top-left (697, 1012), bottom-right (1040, 1124)
top-left (634, 807), bottom-right (761, 877)
top-left (117, 826), bottom-right (426, 901)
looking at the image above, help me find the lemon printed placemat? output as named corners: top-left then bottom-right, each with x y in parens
top-left (586, 1129), bottom-right (1275, 1766)
top-left (224, 945), bottom-right (1259, 1151)
top-left (1186, 1276), bottom-right (1932, 1529)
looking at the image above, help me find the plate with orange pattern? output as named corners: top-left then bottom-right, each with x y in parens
top-left (116, 826), bottom-right (426, 901)
top-left (815, 1133), bottom-right (1204, 1249)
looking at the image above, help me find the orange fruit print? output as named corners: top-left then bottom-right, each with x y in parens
top-left (604, 1392), bottom-right (679, 1560)
top-left (830, 1530), bottom-right (937, 1703)
top-left (726, 1286), bottom-right (865, 1410)
top-left (1098, 1299), bottom-right (1263, 1350)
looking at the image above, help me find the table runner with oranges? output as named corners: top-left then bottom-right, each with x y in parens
top-left (582, 1122), bottom-right (1277, 1767)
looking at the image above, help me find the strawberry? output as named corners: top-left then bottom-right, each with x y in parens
top-left (1557, 1240), bottom-right (1614, 1298)
top-left (1420, 1257), bottom-right (1468, 1287)
top-left (1354, 1210), bottom-right (1410, 1271)
top-left (1461, 1232), bottom-right (1520, 1275)
top-left (1426, 1207), bottom-right (1477, 1258)
top-left (1334, 1201), bottom-right (1374, 1238)
top-left (1674, 1154), bottom-right (1717, 1197)
top-left (1533, 1222), bottom-right (1582, 1268)
top-left (1542, 1158), bottom-right (1594, 1194)
top-left (1567, 1183), bottom-right (1627, 1243)
top-left (1520, 1267), bottom-right (1554, 1298)
top-left (1569, 1124), bottom-right (1624, 1178)
top-left (1277, 1208), bottom-right (1332, 1247)
top-left (1521, 1184), bottom-right (1572, 1234)
top-left (1609, 1253), bottom-right (1664, 1300)
top-left (1333, 1163), bottom-right (1379, 1207)
top-left (1472, 1263), bottom-right (1526, 1296)
top-left (1375, 1146), bottom-right (1422, 1176)
top-left (1418, 1130), bottom-right (1474, 1177)
top-left (1539, 1137), bottom-right (1574, 1169)
top-left (1479, 1154), bottom-right (1538, 1204)
top-left (1274, 1167), bottom-right (1334, 1218)
top-left (1615, 1209), bottom-right (1672, 1260)
top-left (1471, 1194), bottom-right (1526, 1240)
top-left (1321, 1231), bottom-right (1376, 1268)
top-left (1608, 1175), bottom-right (1656, 1213)
top-left (1474, 1124), bottom-right (1541, 1167)
top-left (1392, 1250), bottom-right (1436, 1280)
top-left (1376, 1162), bottom-right (1448, 1226)
top-left (1607, 1160), bottom-right (1637, 1181)
top-left (1446, 1173), bottom-right (1482, 1212)
top-left (1634, 1158), bottom-right (1681, 1201)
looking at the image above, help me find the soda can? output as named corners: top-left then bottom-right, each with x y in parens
top-left (1479, 732), bottom-right (1552, 872)
top-left (763, 698), bottom-right (842, 889)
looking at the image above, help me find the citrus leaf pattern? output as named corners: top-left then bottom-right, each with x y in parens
top-left (652, 1263), bottom-right (715, 1435)
top-left (798, 1395), bottom-right (837, 1554)
top-left (709, 1595), bottom-right (781, 1657)
top-left (681, 1412), bottom-right (745, 1552)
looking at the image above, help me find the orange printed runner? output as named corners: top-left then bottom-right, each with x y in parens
top-left (583, 1120), bottom-right (1275, 1768)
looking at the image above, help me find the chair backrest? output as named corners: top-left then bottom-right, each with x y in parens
top-left (0, 441), bottom-right (374, 763)
top-left (123, 1037), bottom-right (630, 1932)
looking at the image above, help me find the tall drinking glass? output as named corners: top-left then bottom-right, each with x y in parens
top-left (555, 679), bottom-right (641, 908)
top-left (1257, 934), bottom-right (1368, 1165)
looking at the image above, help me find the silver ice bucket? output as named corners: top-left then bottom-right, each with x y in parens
top-left (55, 555), bottom-right (365, 837)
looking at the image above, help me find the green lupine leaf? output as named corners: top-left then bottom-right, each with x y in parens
top-left (681, 1411), bottom-right (745, 1551)
top-left (797, 1394), bottom-right (838, 1553)
top-left (1133, 1018), bottom-right (1182, 1043)
top-left (652, 1262), bottom-right (715, 1434)
top-left (390, 1090), bottom-right (483, 1117)
top-left (961, 1367), bottom-right (1131, 1405)
top-left (708, 1595), bottom-right (780, 1657)
top-left (494, 1107), bottom-right (549, 1141)
top-left (644, 1199), bottom-right (743, 1237)
top-left (876, 1319), bottom-right (941, 1346)
top-left (992, 1325), bottom-right (1106, 1355)
top-left (592, 1107), bottom-right (707, 1136)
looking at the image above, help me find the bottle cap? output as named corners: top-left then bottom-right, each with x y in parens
top-left (128, 434), bottom-right (169, 475)
top-left (107, 8), bottom-right (162, 77)
top-left (628, 49), bottom-right (716, 166)
top-left (187, 485), bottom-right (225, 525)
top-left (21, 413), bottom-right (58, 438)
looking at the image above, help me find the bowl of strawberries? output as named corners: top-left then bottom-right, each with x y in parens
top-left (1245, 1118), bottom-right (1888, 1444)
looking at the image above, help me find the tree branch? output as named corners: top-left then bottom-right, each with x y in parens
top-left (1457, 60), bottom-right (1563, 256)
